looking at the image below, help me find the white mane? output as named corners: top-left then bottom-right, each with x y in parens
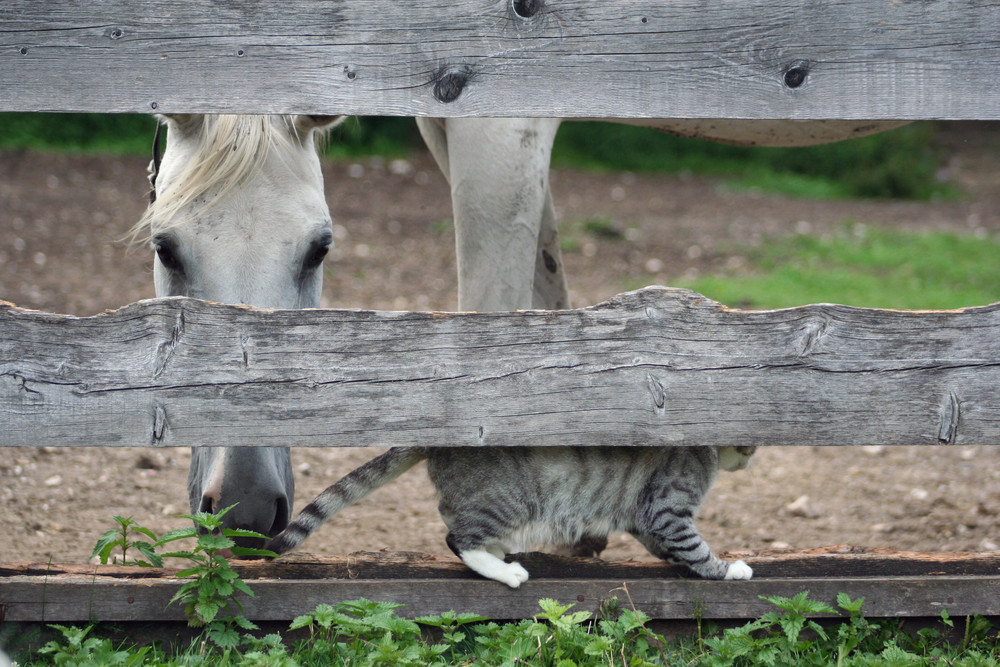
top-left (132, 115), bottom-right (319, 243)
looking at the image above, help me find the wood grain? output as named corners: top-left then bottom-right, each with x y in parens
top-left (3, 288), bottom-right (1000, 449)
top-left (3, 0), bottom-right (999, 118)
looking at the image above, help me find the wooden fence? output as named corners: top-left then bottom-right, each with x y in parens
top-left (4, 288), bottom-right (1000, 449)
top-left (3, 0), bottom-right (1000, 631)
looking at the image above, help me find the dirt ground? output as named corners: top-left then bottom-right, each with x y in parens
top-left (2, 122), bottom-right (1000, 566)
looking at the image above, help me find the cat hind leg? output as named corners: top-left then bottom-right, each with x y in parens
top-left (550, 534), bottom-right (608, 558)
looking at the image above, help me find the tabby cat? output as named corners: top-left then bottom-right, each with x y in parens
top-left (265, 445), bottom-right (755, 587)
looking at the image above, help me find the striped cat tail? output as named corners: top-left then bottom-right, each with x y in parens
top-left (266, 447), bottom-right (427, 555)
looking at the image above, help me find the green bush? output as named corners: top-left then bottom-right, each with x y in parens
top-left (552, 121), bottom-right (952, 200)
top-left (0, 113), bottom-right (156, 154)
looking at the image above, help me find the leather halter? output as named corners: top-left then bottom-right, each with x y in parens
top-left (148, 122), bottom-right (164, 206)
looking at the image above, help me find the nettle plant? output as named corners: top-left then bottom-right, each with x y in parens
top-left (91, 504), bottom-right (275, 649)
top-left (91, 515), bottom-right (163, 567)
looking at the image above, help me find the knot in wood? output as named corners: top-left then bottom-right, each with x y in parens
top-left (646, 373), bottom-right (666, 411)
top-left (783, 61), bottom-right (810, 89)
top-left (434, 70), bottom-right (469, 104)
top-left (152, 404), bottom-right (167, 443)
top-left (512, 0), bottom-right (544, 19)
top-left (938, 390), bottom-right (961, 445)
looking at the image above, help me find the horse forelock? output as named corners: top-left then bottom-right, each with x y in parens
top-left (130, 115), bottom-right (319, 245)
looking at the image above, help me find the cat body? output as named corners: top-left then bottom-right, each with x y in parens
top-left (265, 445), bottom-right (754, 587)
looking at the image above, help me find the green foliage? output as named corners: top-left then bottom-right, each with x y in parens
top-left (90, 505), bottom-right (275, 651)
top-left (36, 624), bottom-right (151, 666)
top-left (553, 121), bottom-right (954, 200)
top-left (288, 598), bottom-right (442, 665)
top-left (0, 113), bottom-right (156, 154)
top-left (696, 591), bottom-right (999, 667)
top-left (90, 515), bottom-right (163, 567)
top-left (413, 608), bottom-right (490, 663)
top-left (156, 505), bottom-right (275, 648)
top-left (322, 116), bottom-right (422, 159)
top-left (444, 597), bottom-right (667, 667)
top-left (0, 113), bottom-right (421, 159)
top-left (679, 226), bottom-right (1000, 310)
top-left (19, 593), bottom-right (1000, 666)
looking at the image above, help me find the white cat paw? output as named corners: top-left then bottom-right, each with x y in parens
top-left (499, 561), bottom-right (531, 588)
top-left (461, 549), bottom-right (532, 588)
top-left (724, 560), bottom-right (753, 580)
top-left (486, 560), bottom-right (530, 588)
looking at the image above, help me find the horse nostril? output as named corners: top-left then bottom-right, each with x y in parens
top-left (270, 496), bottom-right (290, 537)
top-left (199, 495), bottom-right (217, 514)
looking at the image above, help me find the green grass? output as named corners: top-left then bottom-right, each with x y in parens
top-left (673, 226), bottom-right (1000, 310)
top-left (0, 114), bottom-right (957, 200)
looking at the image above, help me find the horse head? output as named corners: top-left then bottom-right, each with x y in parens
top-left (138, 114), bottom-right (340, 545)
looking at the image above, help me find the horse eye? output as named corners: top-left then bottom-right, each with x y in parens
top-left (153, 239), bottom-right (184, 274)
top-left (303, 240), bottom-right (331, 271)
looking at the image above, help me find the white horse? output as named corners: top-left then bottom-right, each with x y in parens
top-left (143, 114), bottom-right (902, 542)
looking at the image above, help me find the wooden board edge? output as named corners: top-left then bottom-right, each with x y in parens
top-left (3, 574), bottom-right (999, 622)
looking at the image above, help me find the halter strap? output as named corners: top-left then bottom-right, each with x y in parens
top-left (148, 122), bottom-right (164, 206)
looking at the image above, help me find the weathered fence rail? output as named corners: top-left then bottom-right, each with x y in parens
top-left (7, 549), bottom-right (1000, 623)
top-left (3, 287), bottom-right (1000, 449)
top-left (4, 0), bottom-right (1000, 119)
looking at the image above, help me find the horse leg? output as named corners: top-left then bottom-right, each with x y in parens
top-left (417, 117), bottom-right (562, 311)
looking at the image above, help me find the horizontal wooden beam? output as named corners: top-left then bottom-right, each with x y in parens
top-left (2, 288), bottom-right (1000, 449)
top-left (4, 550), bottom-right (1000, 622)
top-left (3, 0), bottom-right (999, 118)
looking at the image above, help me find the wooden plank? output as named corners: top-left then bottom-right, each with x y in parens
top-left (3, 0), bottom-right (999, 119)
top-left (4, 551), bottom-right (1000, 622)
top-left (3, 288), bottom-right (1000, 449)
